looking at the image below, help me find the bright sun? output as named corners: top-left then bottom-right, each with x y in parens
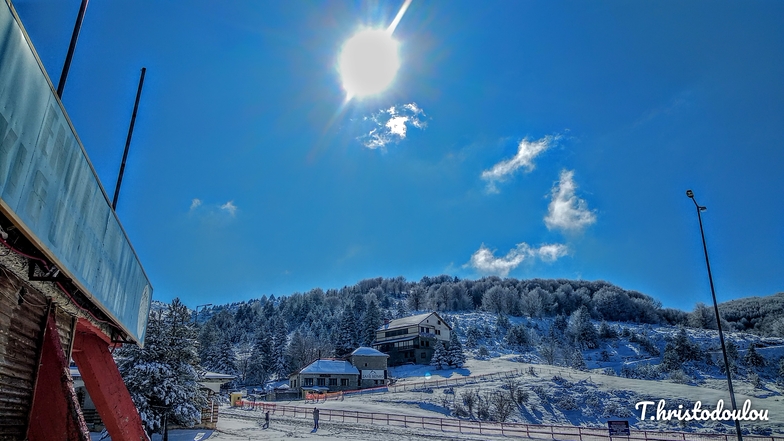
top-left (338, 29), bottom-right (400, 100)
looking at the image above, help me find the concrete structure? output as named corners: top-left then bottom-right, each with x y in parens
top-left (348, 346), bottom-right (389, 388)
top-left (372, 312), bottom-right (451, 366)
top-left (0, 3), bottom-right (151, 439)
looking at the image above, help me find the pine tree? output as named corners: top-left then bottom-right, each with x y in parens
top-left (567, 306), bottom-right (598, 349)
top-left (212, 335), bottom-right (238, 376)
top-left (430, 341), bottom-right (447, 370)
top-left (247, 328), bottom-right (271, 386)
top-left (744, 344), bottom-right (765, 368)
top-left (271, 318), bottom-right (289, 379)
top-left (361, 300), bottom-right (382, 346)
top-left (117, 298), bottom-right (206, 436)
top-left (198, 321), bottom-right (221, 368)
top-left (334, 308), bottom-right (357, 357)
top-left (446, 332), bottom-right (466, 368)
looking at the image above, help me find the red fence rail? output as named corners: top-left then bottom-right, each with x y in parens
top-left (233, 401), bottom-right (782, 441)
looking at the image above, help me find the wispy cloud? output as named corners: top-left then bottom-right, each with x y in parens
top-left (360, 103), bottom-right (426, 149)
top-left (188, 198), bottom-right (239, 219)
top-left (544, 170), bottom-right (596, 233)
top-left (481, 135), bottom-right (558, 193)
top-left (220, 200), bottom-right (238, 216)
top-left (467, 242), bottom-right (568, 277)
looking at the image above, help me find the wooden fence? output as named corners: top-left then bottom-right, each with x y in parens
top-left (386, 368), bottom-right (525, 393)
top-left (233, 401), bottom-right (782, 441)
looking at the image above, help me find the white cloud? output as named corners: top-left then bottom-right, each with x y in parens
top-left (220, 200), bottom-right (238, 216)
top-left (467, 242), bottom-right (568, 277)
top-left (536, 243), bottom-right (569, 262)
top-left (544, 170), bottom-right (596, 233)
top-left (189, 198), bottom-right (202, 211)
top-left (481, 135), bottom-right (558, 193)
top-left (360, 103), bottom-right (426, 149)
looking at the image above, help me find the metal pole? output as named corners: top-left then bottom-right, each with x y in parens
top-left (686, 189), bottom-right (742, 441)
top-left (57, 0), bottom-right (89, 98)
top-left (112, 67), bottom-right (146, 210)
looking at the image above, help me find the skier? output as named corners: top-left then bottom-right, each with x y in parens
top-left (263, 410), bottom-right (269, 429)
top-left (313, 407), bottom-right (319, 430)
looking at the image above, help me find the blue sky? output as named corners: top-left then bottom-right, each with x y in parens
top-left (13, 0), bottom-right (784, 310)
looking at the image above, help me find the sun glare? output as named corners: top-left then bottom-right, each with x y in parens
top-left (339, 29), bottom-right (400, 100)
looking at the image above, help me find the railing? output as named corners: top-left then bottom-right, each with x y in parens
top-left (387, 368), bottom-right (524, 392)
top-left (229, 402), bottom-right (783, 441)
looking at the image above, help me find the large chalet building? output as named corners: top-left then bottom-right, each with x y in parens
top-left (372, 312), bottom-right (451, 366)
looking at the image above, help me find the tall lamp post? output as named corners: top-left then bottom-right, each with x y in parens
top-left (195, 303), bottom-right (212, 324)
top-left (686, 189), bottom-right (742, 441)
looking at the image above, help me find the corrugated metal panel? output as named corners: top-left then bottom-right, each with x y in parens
top-left (0, 269), bottom-right (47, 441)
top-left (0, 1), bottom-right (152, 345)
top-left (55, 307), bottom-right (75, 361)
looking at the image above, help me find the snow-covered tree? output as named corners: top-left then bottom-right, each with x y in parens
top-left (744, 344), bottom-right (765, 368)
top-left (505, 324), bottom-right (530, 350)
top-left (117, 298), bottom-right (206, 436)
top-left (361, 300), bottom-right (382, 346)
top-left (246, 327), bottom-right (271, 386)
top-left (211, 335), bottom-right (238, 376)
top-left (446, 332), bottom-right (466, 368)
top-left (567, 306), bottom-right (598, 349)
top-left (271, 318), bottom-right (289, 379)
top-left (334, 308), bottom-right (357, 357)
top-left (430, 341), bottom-right (447, 370)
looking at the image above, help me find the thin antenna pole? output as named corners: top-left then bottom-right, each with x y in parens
top-left (57, 0), bottom-right (89, 98)
top-left (113, 68), bottom-right (146, 210)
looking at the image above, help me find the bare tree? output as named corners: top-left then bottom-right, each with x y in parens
top-left (460, 389), bottom-right (477, 418)
top-left (489, 391), bottom-right (515, 422)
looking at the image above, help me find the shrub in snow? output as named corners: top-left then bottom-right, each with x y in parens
top-left (744, 344), bottom-right (765, 368)
top-left (477, 346), bottom-right (490, 358)
top-left (556, 395), bottom-right (578, 410)
top-left (629, 332), bottom-right (660, 356)
top-left (669, 369), bottom-right (691, 384)
top-left (489, 391), bottom-right (515, 422)
top-left (567, 306), bottom-right (599, 349)
top-left (661, 328), bottom-right (701, 371)
top-left (505, 324), bottom-right (531, 350)
top-left (532, 385), bottom-right (549, 401)
top-left (599, 321), bottom-right (618, 339)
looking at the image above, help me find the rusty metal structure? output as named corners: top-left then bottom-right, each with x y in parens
top-left (0, 1), bottom-right (151, 439)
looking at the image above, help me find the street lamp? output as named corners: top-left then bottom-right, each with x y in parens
top-left (195, 303), bottom-right (213, 324)
top-left (686, 189), bottom-right (742, 441)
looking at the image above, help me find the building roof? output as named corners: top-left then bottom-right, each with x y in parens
top-left (299, 359), bottom-right (359, 375)
top-left (351, 346), bottom-right (389, 357)
top-left (377, 312), bottom-right (451, 331)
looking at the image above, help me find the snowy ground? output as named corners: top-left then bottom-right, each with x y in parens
top-left (208, 312), bottom-right (784, 439)
top-left (211, 353), bottom-right (784, 439)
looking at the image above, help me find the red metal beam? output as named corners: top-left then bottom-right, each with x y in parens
top-left (72, 318), bottom-right (148, 441)
top-left (27, 311), bottom-right (90, 441)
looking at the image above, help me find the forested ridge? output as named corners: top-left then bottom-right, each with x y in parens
top-left (182, 276), bottom-right (782, 384)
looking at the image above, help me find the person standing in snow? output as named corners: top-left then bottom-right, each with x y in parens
top-left (313, 407), bottom-right (319, 430)
top-left (263, 410), bottom-right (269, 429)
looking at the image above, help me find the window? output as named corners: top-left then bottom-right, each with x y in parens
top-left (364, 363), bottom-right (368, 367)
top-left (317, 378), bottom-right (326, 386)
top-left (329, 378), bottom-right (337, 386)
top-left (341, 378), bottom-right (348, 386)
top-left (437, 320), bottom-right (441, 325)
top-left (304, 378), bottom-right (313, 386)
top-left (436, 329), bottom-right (441, 335)
top-left (292, 380), bottom-right (297, 388)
